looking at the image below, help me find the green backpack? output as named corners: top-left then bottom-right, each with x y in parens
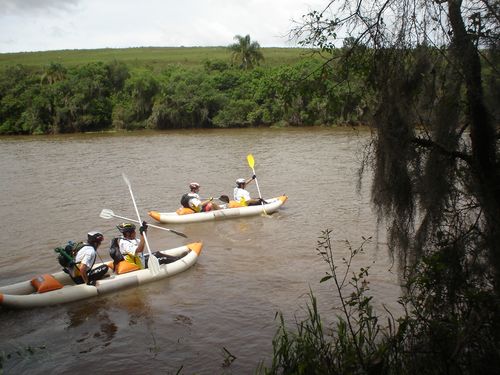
top-left (54, 241), bottom-right (85, 268)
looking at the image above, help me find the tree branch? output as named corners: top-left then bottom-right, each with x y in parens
top-left (411, 136), bottom-right (471, 163)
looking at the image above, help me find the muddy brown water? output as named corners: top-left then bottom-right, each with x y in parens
top-left (0, 128), bottom-right (400, 374)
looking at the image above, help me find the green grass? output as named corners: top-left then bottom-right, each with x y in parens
top-left (0, 46), bottom-right (315, 70)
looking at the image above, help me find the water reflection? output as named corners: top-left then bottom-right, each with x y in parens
top-left (66, 299), bottom-right (117, 353)
top-left (215, 220), bottom-right (261, 243)
top-left (65, 288), bottom-right (158, 354)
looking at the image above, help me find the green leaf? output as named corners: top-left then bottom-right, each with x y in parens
top-left (320, 275), bottom-right (333, 283)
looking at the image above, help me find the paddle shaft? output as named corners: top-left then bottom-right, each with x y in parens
top-left (107, 212), bottom-right (185, 237)
top-left (122, 174), bottom-right (153, 257)
top-left (202, 195), bottom-right (230, 203)
top-left (247, 154), bottom-right (267, 214)
top-left (250, 166), bottom-right (263, 201)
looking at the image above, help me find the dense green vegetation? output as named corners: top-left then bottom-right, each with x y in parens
top-left (0, 46), bottom-right (372, 135)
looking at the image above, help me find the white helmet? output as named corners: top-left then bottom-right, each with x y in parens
top-left (189, 182), bottom-right (200, 190)
top-left (236, 178), bottom-right (246, 185)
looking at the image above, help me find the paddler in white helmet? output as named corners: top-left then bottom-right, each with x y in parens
top-left (233, 175), bottom-right (266, 206)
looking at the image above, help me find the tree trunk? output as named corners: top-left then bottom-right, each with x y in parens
top-left (448, 0), bottom-right (500, 295)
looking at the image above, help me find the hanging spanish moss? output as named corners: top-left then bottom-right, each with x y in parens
top-left (276, 1), bottom-right (500, 373)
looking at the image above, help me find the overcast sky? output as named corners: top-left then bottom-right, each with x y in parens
top-left (0, 0), bottom-right (326, 53)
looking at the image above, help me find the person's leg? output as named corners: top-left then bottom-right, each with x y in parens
top-left (247, 199), bottom-right (262, 206)
top-left (87, 264), bottom-right (109, 282)
top-left (158, 251), bottom-right (181, 264)
top-left (147, 251), bottom-right (183, 265)
top-left (202, 202), bottom-right (219, 211)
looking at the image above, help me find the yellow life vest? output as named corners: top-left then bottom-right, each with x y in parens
top-left (124, 254), bottom-right (144, 269)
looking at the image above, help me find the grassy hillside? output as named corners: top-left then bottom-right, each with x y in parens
top-left (0, 46), bottom-right (315, 70)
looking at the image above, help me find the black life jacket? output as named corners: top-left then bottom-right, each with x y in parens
top-left (109, 237), bottom-right (124, 265)
top-left (180, 193), bottom-right (196, 208)
top-left (109, 237), bottom-right (134, 265)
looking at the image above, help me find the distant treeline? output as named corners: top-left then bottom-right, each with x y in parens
top-left (0, 47), bottom-right (496, 135)
top-left (0, 56), bottom-right (367, 135)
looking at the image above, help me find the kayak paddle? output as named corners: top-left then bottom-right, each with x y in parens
top-left (100, 209), bottom-right (187, 238)
top-left (246, 154), bottom-right (267, 215)
top-left (201, 195), bottom-right (230, 204)
top-left (122, 173), bottom-right (160, 275)
top-left (217, 195), bottom-right (230, 203)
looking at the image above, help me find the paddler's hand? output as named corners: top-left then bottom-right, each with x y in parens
top-left (252, 174), bottom-right (256, 179)
top-left (140, 221), bottom-right (148, 235)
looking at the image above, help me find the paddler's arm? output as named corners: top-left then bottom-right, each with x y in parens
top-left (201, 197), bottom-right (214, 206)
top-left (79, 264), bottom-right (90, 285)
top-left (136, 234), bottom-right (146, 254)
top-left (245, 174), bottom-right (256, 185)
top-left (135, 223), bottom-right (148, 254)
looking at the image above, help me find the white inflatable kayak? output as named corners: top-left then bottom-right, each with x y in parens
top-left (148, 195), bottom-right (288, 224)
top-left (0, 242), bottom-right (202, 309)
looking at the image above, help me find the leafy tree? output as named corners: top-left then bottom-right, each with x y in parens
top-left (203, 59), bottom-right (230, 73)
top-left (228, 34), bottom-right (264, 69)
top-left (52, 62), bottom-right (113, 133)
top-left (124, 68), bottom-right (159, 120)
top-left (40, 62), bottom-right (66, 85)
top-left (0, 65), bottom-right (39, 134)
top-left (149, 68), bottom-right (223, 129)
top-left (106, 60), bottom-right (130, 92)
top-left (212, 98), bottom-right (258, 127)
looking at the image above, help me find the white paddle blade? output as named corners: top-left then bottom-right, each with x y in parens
top-left (100, 209), bottom-right (115, 219)
top-left (148, 254), bottom-right (161, 275)
top-left (122, 172), bottom-right (131, 187)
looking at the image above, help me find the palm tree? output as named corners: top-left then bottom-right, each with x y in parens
top-left (228, 34), bottom-right (264, 70)
top-left (40, 62), bottom-right (66, 85)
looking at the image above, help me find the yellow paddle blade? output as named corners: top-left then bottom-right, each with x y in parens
top-left (247, 154), bottom-right (255, 169)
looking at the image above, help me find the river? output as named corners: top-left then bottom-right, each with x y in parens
top-left (0, 127), bottom-right (400, 374)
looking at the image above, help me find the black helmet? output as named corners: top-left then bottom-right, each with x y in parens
top-left (117, 223), bottom-right (136, 234)
top-left (87, 231), bottom-right (104, 244)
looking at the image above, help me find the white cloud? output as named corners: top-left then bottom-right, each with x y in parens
top-left (0, 0), bottom-right (325, 52)
top-left (0, 0), bottom-right (80, 15)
